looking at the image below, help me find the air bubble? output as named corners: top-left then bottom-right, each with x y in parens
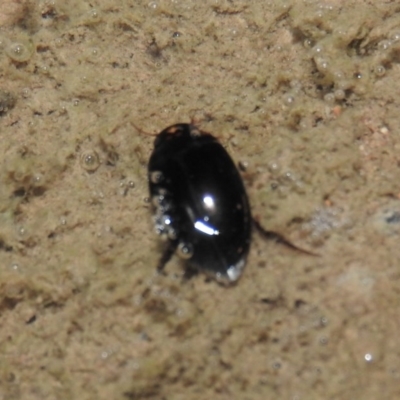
top-left (319, 336), bottom-right (328, 345)
top-left (22, 88), bottom-right (30, 98)
top-left (334, 89), bottom-right (345, 100)
top-left (303, 39), bottom-right (313, 48)
top-left (283, 94), bottom-right (295, 105)
top-left (238, 161), bottom-right (249, 171)
top-left (150, 171), bottom-right (163, 184)
top-left (324, 93), bottom-right (335, 104)
top-left (391, 32), bottom-right (400, 42)
top-left (148, 1), bottom-right (158, 9)
top-left (167, 228), bottom-right (177, 240)
top-left (32, 173), bottom-right (44, 186)
top-left (378, 40), bottom-right (391, 51)
top-left (268, 162), bottom-right (280, 172)
top-left (315, 10), bottom-right (323, 19)
top-left (6, 40), bottom-right (34, 62)
top-left (311, 44), bottom-right (324, 55)
top-left (315, 56), bottom-right (329, 70)
top-left (89, 9), bottom-right (99, 19)
top-left (364, 353), bottom-right (373, 362)
top-left (9, 263), bottom-right (20, 272)
top-left (81, 8), bottom-right (102, 25)
top-left (80, 150), bottom-right (100, 172)
top-left (161, 215), bottom-right (172, 226)
top-left (334, 71), bottom-right (344, 80)
top-left (374, 65), bottom-right (386, 77)
top-left (177, 242), bottom-right (193, 259)
top-left (272, 361), bottom-right (282, 370)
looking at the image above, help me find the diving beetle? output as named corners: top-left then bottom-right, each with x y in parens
top-left (148, 123), bottom-right (311, 284)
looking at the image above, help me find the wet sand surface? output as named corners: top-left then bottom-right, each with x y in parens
top-left (1, 1), bottom-right (400, 399)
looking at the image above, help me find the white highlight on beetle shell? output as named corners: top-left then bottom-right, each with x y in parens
top-left (194, 220), bottom-right (219, 236)
top-left (203, 194), bottom-right (216, 212)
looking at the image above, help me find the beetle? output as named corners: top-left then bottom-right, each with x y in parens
top-left (148, 123), bottom-right (313, 284)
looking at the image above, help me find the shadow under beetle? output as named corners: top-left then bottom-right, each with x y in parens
top-left (148, 123), bottom-right (313, 285)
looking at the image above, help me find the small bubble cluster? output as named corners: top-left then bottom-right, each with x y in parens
top-left (151, 181), bottom-right (177, 240)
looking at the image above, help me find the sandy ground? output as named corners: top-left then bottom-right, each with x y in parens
top-left (1, 0), bottom-right (400, 399)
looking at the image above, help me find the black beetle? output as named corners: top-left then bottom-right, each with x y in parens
top-left (148, 123), bottom-right (251, 283)
top-left (147, 123), bottom-right (313, 284)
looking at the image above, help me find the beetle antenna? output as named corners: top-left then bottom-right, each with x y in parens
top-left (252, 219), bottom-right (319, 256)
top-left (130, 122), bottom-right (158, 137)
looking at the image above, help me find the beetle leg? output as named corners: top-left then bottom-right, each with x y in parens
top-left (157, 240), bottom-right (178, 274)
top-left (252, 219), bottom-right (319, 256)
top-left (182, 265), bottom-right (199, 282)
